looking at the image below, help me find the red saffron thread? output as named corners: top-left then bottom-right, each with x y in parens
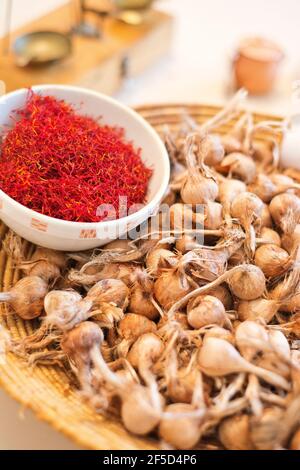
top-left (0, 91), bottom-right (152, 223)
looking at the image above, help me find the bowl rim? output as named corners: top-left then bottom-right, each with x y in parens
top-left (0, 84), bottom-right (170, 229)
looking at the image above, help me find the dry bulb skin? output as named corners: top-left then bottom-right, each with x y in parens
top-left (218, 178), bottom-right (246, 224)
top-left (221, 113), bottom-right (250, 154)
top-left (0, 276), bottom-right (48, 319)
top-left (44, 290), bottom-right (93, 331)
top-left (3, 232), bottom-right (67, 283)
top-left (22, 247), bottom-right (66, 282)
top-left (254, 244), bottom-right (293, 278)
top-left (116, 313), bottom-right (157, 357)
top-left (5, 98), bottom-right (300, 450)
top-left (167, 264), bottom-right (266, 319)
top-left (219, 414), bottom-right (254, 450)
top-left (269, 193), bottom-right (300, 232)
top-left (187, 295), bottom-right (227, 329)
top-left (257, 227), bottom-right (281, 247)
top-left (198, 337), bottom-right (290, 390)
top-left (128, 274), bottom-right (159, 321)
top-left (237, 298), bottom-right (279, 323)
top-left (220, 152), bottom-right (257, 184)
top-left (180, 133), bottom-right (219, 205)
top-left (281, 223), bottom-right (300, 255)
top-left (231, 192), bottom-right (264, 256)
top-left (159, 403), bottom-right (205, 449)
top-left (201, 133), bottom-right (225, 167)
top-left (154, 266), bottom-right (192, 311)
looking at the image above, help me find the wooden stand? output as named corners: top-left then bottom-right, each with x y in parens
top-left (0, 4), bottom-right (173, 94)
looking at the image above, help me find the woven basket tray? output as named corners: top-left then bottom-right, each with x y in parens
top-left (0, 104), bottom-right (282, 450)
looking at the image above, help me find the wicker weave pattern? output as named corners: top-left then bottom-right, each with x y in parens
top-left (0, 104), bottom-right (281, 450)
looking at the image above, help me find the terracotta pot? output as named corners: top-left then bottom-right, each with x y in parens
top-left (233, 37), bottom-right (284, 95)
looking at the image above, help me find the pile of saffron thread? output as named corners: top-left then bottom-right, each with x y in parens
top-left (0, 92), bottom-right (152, 222)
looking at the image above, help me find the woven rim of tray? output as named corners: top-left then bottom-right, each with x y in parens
top-left (0, 104), bottom-right (281, 450)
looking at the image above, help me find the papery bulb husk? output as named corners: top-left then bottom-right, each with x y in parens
top-left (260, 204), bottom-right (273, 228)
top-left (254, 244), bottom-right (291, 278)
top-left (259, 227), bottom-right (281, 247)
top-left (106, 327), bottom-right (120, 348)
top-left (290, 428), bottom-right (300, 450)
top-left (92, 302), bottom-right (124, 329)
top-left (235, 320), bottom-right (269, 359)
top-left (0, 276), bottom-right (48, 320)
top-left (250, 407), bottom-right (284, 450)
top-left (268, 329), bottom-right (290, 361)
top-left (248, 174), bottom-right (277, 203)
top-left (159, 403), bottom-right (203, 449)
top-left (277, 294), bottom-right (300, 313)
top-left (20, 247), bottom-right (66, 282)
top-left (169, 203), bottom-right (195, 231)
top-left (270, 173), bottom-right (297, 187)
top-left (118, 313), bottom-right (157, 342)
top-left (154, 269), bottom-right (192, 310)
top-left (269, 267), bottom-right (300, 312)
top-left (31, 247), bottom-right (66, 268)
top-left (104, 239), bottom-right (133, 251)
top-left (129, 285), bottom-right (159, 320)
top-left (221, 112), bottom-right (249, 155)
top-left (220, 152), bottom-right (256, 184)
top-left (228, 265), bottom-right (266, 300)
top-left (206, 284), bottom-right (233, 310)
top-left (221, 135), bottom-right (242, 154)
top-left (218, 178), bottom-right (246, 205)
top-left (228, 247), bottom-right (247, 267)
top-left (187, 295), bottom-right (226, 329)
top-left (204, 326), bottom-right (235, 344)
top-left (87, 279), bottom-right (129, 309)
top-left (157, 312), bottom-right (189, 331)
top-left (255, 354), bottom-right (290, 379)
top-left (127, 333), bottom-right (164, 370)
top-left (68, 262), bottom-right (137, 287)
top-left (252, 140), bottom-right (274, 166)
top-left (166, 356), bottom-right (200, 404)
top-left (198, 337), bottom-right (290, 390)
top-left (101, 340), bottom-right (114, 363)
top-left (202, 134), bottom-right (225, 167)
top-left (180, 173), bottom-right (219, 205)
top-left (198, 337), bottom-right (244, 376)
top-left (61, 321), bottom-right (103, 367)
top-left (146, 248), bottom-right (177, 276)
top-left (281, 224), bottom-right (300, 255)
top-left (237, 298), bottom-right (279, 323)
top-left (219, 414), bottom-right (254, 450)
top-left (188, 248), bottom-right (228, 282)
top-left (203, 202), bottom-right (223, 230)
top-left (44, 289), bottom-right (91, 330)
top-left (231, 192), bottom-right (264, 228)
top-left (269, 193), bottom-right (300, 232)
top-left (175, 235), bottom-right (202, 254)
top-left (28, 260), bottom-right (61, 282)
top-left (121, 385), bottom-right (163, 435)
top-left (180, 134), bottom-right (219, 205)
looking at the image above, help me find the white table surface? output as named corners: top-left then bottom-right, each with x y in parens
top-left (1, 0), bottom-right (300, 450)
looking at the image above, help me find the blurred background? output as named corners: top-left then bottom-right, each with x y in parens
top-left (0, 0), bottom-right (300, 449)
top-left (1, 0), bottom-right (300, 114)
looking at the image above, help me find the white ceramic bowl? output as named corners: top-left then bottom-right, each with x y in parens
top-left (0, 85), bottom-right (170, 251)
